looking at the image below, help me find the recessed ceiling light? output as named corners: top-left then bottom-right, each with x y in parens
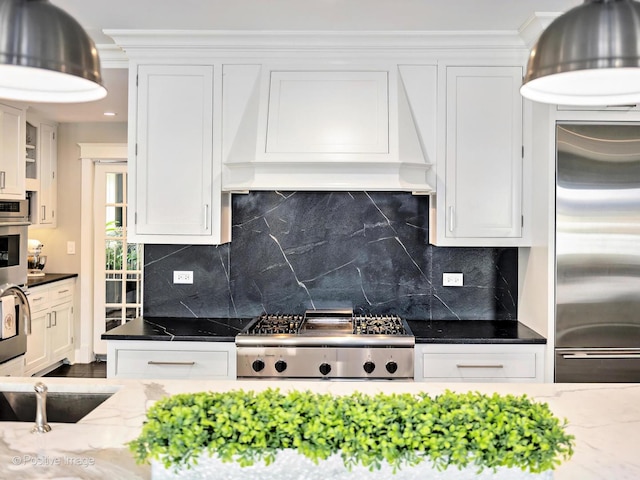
top-left (103, 112), bottom-right (117, 117)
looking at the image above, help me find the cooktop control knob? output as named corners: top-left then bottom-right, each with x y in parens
top-left (252, 359), bottom-right (265, 372)
top-left (363, 361), bottom-right (376, 374)
top-left (385, 361), bottom-right (398, 374)
top-left (319, 363), bottom-right (331, 376)
top-left (275, 360), bottom-right (288, 373)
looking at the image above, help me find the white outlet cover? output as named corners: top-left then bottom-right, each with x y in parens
top-left (443, 273), bottom-right (463, 287)
top-left (173, 271), bottom-right (194, 284)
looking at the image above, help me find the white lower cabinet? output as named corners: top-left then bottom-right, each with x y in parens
top-left (106, 340), bottom-right (236, 379)
top-left (415, 343), bottom-right (545, 383)
top-left (25, 279), bottom-right (75, 376)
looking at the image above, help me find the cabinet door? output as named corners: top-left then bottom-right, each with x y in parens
top-left (49, 301), bottom-right (73, 359)
top-left (444, 66), bottom-right (523, 239)
top-left (38, 123), bottom-right (57, 226)
top-left (133, 65), bottom-right (214, 238)
top-left (0, 103), bottom-right (25, 199)
top-left (25, 309), bottom-right (49, 375)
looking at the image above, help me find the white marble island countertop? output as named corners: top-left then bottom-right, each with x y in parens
top-left (0, 378), bottom-right (638, 480)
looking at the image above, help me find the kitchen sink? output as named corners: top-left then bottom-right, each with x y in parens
top-left (0, 391), bottom-right (113, 423)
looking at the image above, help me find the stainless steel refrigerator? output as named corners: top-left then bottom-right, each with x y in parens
top-left (555, 123), bottom-right (640, 382)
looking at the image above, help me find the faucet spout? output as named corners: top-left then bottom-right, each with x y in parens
top-left (31, 382), bottom-right (51, 433)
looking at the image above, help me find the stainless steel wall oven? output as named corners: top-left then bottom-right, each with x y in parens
top-left (0, 199), bottom-right (31, 366)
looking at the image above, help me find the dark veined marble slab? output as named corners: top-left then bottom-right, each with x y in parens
top-left (101, 316), bottom-right (253, 342)
top-left (407, 320), bottom-right (546, 344)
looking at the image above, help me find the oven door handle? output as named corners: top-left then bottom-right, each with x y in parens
top-left (0, 283), bottom-right (31, 335)
top-left (562, 352), bottom-right (640, 359)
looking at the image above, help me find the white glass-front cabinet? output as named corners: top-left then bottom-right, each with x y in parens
top-left (25, 118), bottom-right (58, 227)
top-left (128, 64), bottom-right (230, 245)
top-left (430, 66), bottom-right (527, 247)
top-left (0, 102), bottom-right (26, 200)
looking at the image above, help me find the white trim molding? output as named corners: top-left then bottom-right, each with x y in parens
top-left (76, 143), bottom-right (128, 363)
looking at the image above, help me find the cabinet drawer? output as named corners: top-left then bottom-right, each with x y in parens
top-left (50, 282), bottom-right (74, 302)
top-left (114, 348), bottom-right (230, 379)
top-left (28, 289), bottom-right (50, 312)
top-left (422, 353), bottom-right (536, 379)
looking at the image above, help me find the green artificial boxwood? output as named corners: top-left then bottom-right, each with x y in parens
top-left (129, 388), bottom-right (574, 474)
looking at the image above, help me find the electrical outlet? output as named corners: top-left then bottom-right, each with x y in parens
top-left (173, 271), bottom-right (193, 284)
top-left (66, 241), bottom-right (76, 255)
top-left (443, 273), bottom-right (463, 287)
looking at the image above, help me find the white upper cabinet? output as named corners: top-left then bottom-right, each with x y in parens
top-left (430, 65), bottom-right (527, 246)
top-left (38, 122), bottom-right (57, 226)
top-left (26, 117), bottom-right (58, 227)
top-left (129, 64), bottom-right (231, 245)
top-left (222, 64), bottom-right (436, 192)
top-left (106, 30), bottom-right (534, 246)
top-left (0, 103), bottom-right (26, 200)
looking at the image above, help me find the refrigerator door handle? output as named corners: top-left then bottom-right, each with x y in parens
top-left (562, 352), bottom-right (640, 360)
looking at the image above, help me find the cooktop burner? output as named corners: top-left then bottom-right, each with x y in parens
top-left (247, 312), bottom-right (409, 336)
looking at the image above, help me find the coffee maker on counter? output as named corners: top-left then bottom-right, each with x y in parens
top-left (27, 239), bottom-right (46, 277)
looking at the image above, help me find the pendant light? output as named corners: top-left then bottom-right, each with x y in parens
top-left (0, 0), bottom-right (106, 103)
top-left (521, 0), bottom-right (640, 106)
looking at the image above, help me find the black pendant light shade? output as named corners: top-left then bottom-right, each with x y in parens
top-left (521, 0), bottom-right (640, 106)
top-left (0, 0), bottom-right (106, 103)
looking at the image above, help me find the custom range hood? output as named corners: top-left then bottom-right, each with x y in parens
top-left (221, 64), bottom-right (436, 193)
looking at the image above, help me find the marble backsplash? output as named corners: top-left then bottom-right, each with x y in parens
top-left (143, 192), bottom-right (517, 320)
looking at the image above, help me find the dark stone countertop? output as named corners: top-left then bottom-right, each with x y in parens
top-left (102, 317), bottom-right (546, 345)
top-left (407, 320), bottom-right (546, 344)
top-left (101, 316), bottom-right (253, 342)
top-left (27, 273), bottom-right (78, 288)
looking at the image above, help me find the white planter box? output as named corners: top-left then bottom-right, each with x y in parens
top-left (152, 450), bottom-right (552, 480)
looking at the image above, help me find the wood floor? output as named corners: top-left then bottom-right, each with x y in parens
top-left (44, 361), bottom-right (107, 378)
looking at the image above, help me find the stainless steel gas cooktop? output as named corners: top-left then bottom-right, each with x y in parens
top-left (236, 309), bottom-right (415, 380)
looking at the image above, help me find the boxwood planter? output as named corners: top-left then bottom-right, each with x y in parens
top-left (129, 389), bottom-right (574, 479)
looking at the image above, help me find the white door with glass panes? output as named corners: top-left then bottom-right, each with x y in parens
top-left (93, 163), bottom-right (142, 355)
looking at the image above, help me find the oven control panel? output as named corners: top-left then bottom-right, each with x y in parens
top-left (237, 346), bottom-right (414, 380)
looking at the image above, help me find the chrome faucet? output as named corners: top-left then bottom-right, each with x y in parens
top-left (31, 382), bottom-right (51, 433)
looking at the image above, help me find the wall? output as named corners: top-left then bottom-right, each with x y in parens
top-left (29, 122), bottom-right (128, 273)
top-left (144, 191), bottom-right (518, 320)
top-left (28, 123), bottom-right (127, 363)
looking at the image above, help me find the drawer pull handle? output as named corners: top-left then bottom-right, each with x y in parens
top-left (456, 364), bottom-right (504, 369)
top-left (562, 353), bottom-right (640, 360)
top-left (32, 296), bottom-right (44, 301)
top-left (58, 289), bottom-right (69, 294)
top-left (147, 361), bottom-right (196, 366)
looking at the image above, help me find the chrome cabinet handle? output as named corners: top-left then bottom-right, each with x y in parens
top-left (204, 204), bottom-right (209, 230)
top-left (58, 289), bottom-right (69, 294)
top-left (456, 364), bottom-right (504, 369)
top-left (52, 311), bottom-right (57, 327)
top-left (0, 171), bottom-right (5, 189)
top-left (562, 353), bottom-right (640, 359)
top-left (147, 361), bottom-right (196, 366)
top-left (46, 313), bottom-right (51, 328)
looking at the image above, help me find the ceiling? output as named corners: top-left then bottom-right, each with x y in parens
top-left (25, 0), bottom-right (580, 124)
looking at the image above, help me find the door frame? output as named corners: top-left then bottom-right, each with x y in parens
top-left (78, 143), bottom-right (127, 362)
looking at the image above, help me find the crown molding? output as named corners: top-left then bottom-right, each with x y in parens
top-left (96, 44), bottom-right (128, 69)
top-left (104, 29), bottom-right (530, 58)
top-left (518, 12), bottom-right (561, 48)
